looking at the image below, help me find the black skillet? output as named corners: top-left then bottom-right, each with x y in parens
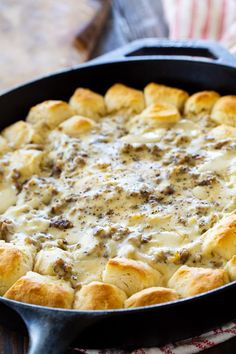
top-left (0, 39), bottom-right (236, 354)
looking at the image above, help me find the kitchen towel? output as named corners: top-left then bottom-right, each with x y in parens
top-left (163, 0), bottom-right (236, 54)
top-left (74, 320), bottom-right (236, 353)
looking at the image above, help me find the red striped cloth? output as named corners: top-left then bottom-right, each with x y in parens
top-left (74, 321), bottom-right (236, 353)
top-left (163, 0), bottom-right (236, 53)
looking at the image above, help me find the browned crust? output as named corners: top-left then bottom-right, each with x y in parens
top-left (73, 281), bottom-right (127, 310)
top-left (168, 265), bottom-right (229, 297)
top-left (0, 243), bottom-right (33, 295)
top-left (125, 286), bottom-right (179, 308)
top-left (144, 82), bottom-right (189, 111)
top-left (184, 91), bottom-right (220, 117)
top-left (0, 245), bottom-right (22, 274)
top-left (26, 100), bottom-right (73, 128)
top-left (105, 83), bottom-right (145, 114)
top-left (211, 96), bottom-right (236, 126)
top-left (202, 214), bottom-right (236, 260)
top-left (69, 88), bottom-right (106, 119)
top-left (4, 272), bottom-right (74, 309)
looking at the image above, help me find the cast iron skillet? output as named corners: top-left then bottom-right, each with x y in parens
top-left (0, 39), bottom-right (236, 354)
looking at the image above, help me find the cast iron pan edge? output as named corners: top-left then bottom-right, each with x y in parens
top-left (0, 39), bottom-right (236, 354)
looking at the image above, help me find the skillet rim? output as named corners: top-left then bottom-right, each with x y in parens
top-left (1, 55), bottom-right (236, 98)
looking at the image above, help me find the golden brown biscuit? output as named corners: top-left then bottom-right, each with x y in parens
top-left (128, 103), bottom-right (180, 134)
top-left (58, 115), bottom-right (96, 137)
top-left (184, 91), bottom-right (220, 117)
top-left (210, 124), bottom-right (236, 139)
top-left (4, 271), bottom-right (74, 308)
top-left (102, 257), bottom-right (162, 296)
top-left (26, 100), bottom-right (74, 129)
top-left (69, 88), bottom-right (106, 119)
top-left (34, 248), bottom-right (73, 279)
top-left (9, 149), bottom-right (44, 181)
top-left (0, 136), bottom-right (10, 154)
top-left (168, 265), bottom-right (229, 298)
top-left (144, 83), bottom-right (189, 110)
top-left (73, 281), bottom-right (127, 310)
top-left (141, 103), bottom-right (180, 124)
top-left (0, 242), bottom-right (35, 295)
top-left (225, 255), bottom-right (236, 281)
top-left (125, 286), bottom-right (179, 308)
top-left (211, 96), bottom-right (236, 126)
top-left (2, 121), bottom-right (42, 149)
top-left (202, 214), bottom-right (236, 260)
top-left (105, 84), bottom-right (145, 115)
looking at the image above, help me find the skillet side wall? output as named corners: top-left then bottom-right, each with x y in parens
top-left (0, 59), bottom-right (236, 128)
top-left (0, 58), bottom-right (236, 349)
top-left (67, 283), bottom-right (236, 349)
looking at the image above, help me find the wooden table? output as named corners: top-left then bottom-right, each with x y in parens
top-left (0, 0), bottom-right (236, 352)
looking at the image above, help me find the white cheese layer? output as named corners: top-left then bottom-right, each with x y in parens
top-left (0, 111), bottom-right (235, 284)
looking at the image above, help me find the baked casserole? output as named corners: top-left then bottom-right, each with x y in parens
top-left (0, 83), bottom-right (236, 310)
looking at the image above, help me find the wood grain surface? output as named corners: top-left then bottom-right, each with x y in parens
top-left (0, 0), bottom-right (109, 91)
top-left (0, 0), bottom-right (236, 353)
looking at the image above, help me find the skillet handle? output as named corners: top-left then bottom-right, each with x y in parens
top-left (93, 38), bottom-right (236, 67)
top-left (4, 301), bottom-right (93, 354)
top-left (22, 308), bottom-right (78, 354)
